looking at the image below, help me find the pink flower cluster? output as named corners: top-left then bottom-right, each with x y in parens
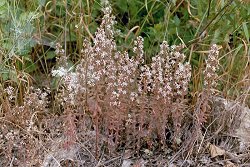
top-left (52, 1), bottom-right (192, 108)
top-left (204, 44), bottom-right (219, 91)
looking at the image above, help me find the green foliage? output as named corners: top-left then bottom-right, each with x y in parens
top-left (0, 1), bottom-right (39, 55)
top-left (0, 0), bottom-right (41, 84)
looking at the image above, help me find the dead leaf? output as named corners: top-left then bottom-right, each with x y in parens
top-left (209, 144), bottom-right (225, 158)
top-left (122, 159), bottom-right (133, 167)
top-left (144, 149), bottom-right (153, 156)
top-left (224, 161), bottom-right (237, 167)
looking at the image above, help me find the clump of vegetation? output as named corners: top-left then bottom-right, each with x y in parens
top-left (0, 0), bottom-right (249, 166)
